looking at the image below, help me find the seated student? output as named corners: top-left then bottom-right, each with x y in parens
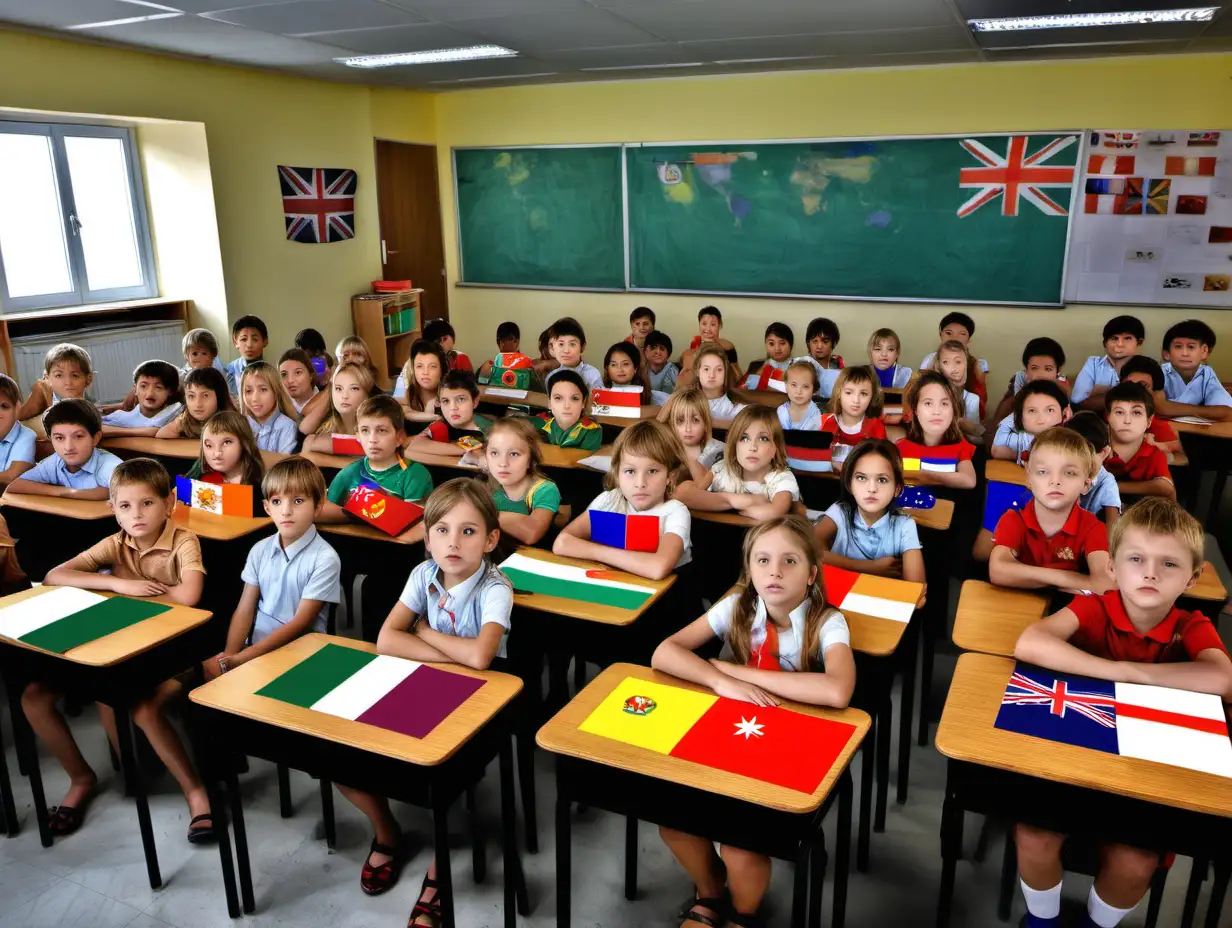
top-left (1070, 314), bottom-right (1145, 410)
top-left (12, 400), bottom-right (121, 501)
top-left (18, 343), bottom-right (93, 422)
top-left (532, 324), bottom-right (559, 383)
top-left (776, 359), bottom-right (823, 433)
top-left (278, 348), bottom-right (328, 421)
top-left (741, 322), bottom-right (796, 391)
top-left (895, 371), bottom-right (977, 489)
top-left (554, 419), bottom-right (691, 580)
top-left (644, 330), bottom-right (679, 396)
top-left (934, 339), bottom-right (984, 440)
top-left (28, 459), bottom-right (209, 839)
top-left (1065, 412), bottom-right (1122, 526)
top-left (806, 316), bottom-right (844, 370)
top-left (293, 328), bottom-right (332, 390)
top-left (538, 370), bottom-right (602, 451)
top-left (991, 380), bottom-right (1069, 463)
top-left (822, 366), bottom-right (887, 472)
top-left (186, 411), bottom-right (266, 499)
top-left (302, 362), bottom-right (375, 452)
top-left (335, 335), bottom-right (383, 389)
top-left (0, 373), bottom-right (37, 486)
top-left (101, 361), bottom-right (183, 436)
top-left (988, 337), bottom-right (1069, 427)
top-left (476, 321), bottom-right (521, 383)
top-left (225, 315), bottom-right (269, 395)
top-left (395, 339), bottom-right (448, 423)
top-left (180, 327), bottom-right (229, 380)
top-left (239, 362), bottom-right (299, 454)
top-left (651, 515), bottom-right (854, 928)
top-left (990, 427), bottom-right (1112, 593)
top-left (919, 311), bottom-right (988, 386)
top-left (1012, 497), bottom-right (1232, 928)
top-left (659, 388), bottom-right (724, 485)
top-left (693, 342), bottom-right (747, 421)
top-left (423, 317), bottom-right (472, 372)
top-left (1157, 318), bottom-right (1232, 421)
top-left (1118, 356), bottom-right (1180, 455)
top-left (408, 370), bottom-right (491, 458)
top-left (678, 406), bottom-right (800, 520)
top-left (156, 367), bottom-right (233, 440)
top-left (319, 396), bottom-right (432, 523)
top-left (867, 327), bottom-right (912, 390)
top-left (603, 342), bottom-right (669, 405)
top-left (679, 305), bottom-right (741, 385)
top-left (542, 317), bottom-right (603, 393)
top-left (478, 417), bottom-right (560, 549)
top-left (1104, 381), bottom-right (1174, 500)
top-left (626, 305), bottom-right (655, 350)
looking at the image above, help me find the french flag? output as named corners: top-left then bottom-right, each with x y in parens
top-left (983, 480), bottom-right (1032, 532)
top-left (785, 430), bottom-right (834, 473)
top-left (592, 386), bottom-right (643, 419)
top-left (590, 510), bottom-right (660, 552)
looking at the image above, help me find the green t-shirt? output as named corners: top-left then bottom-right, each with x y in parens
top-left (492, 477), bottom-right (561, 515)
top-left (538, 414), bottom-right (602, 451)
top-left (327, 455), bottom-right (434, 506)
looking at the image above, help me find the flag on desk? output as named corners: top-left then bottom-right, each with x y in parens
top-left (995, 664), bottom-right (1232, 777)
top-left (742, 363), bottom-right (787, 393)
top-left (592, 386), bottom-right (643, 419)
top-left (983, 480), bottom-right (1033, 532)
top-left (343, 485), bottom-right (423, 537)
top-left (0, 587), bottom-right (169, 654)
top-left (491, 352), bottom-right (534, 390)
top-left (822, 565), bottom-right (917, 623)
top-left (332, 434), bottom-right (364, 456)
top-left (589, 510), bottom-right (660, 552)
top-left (896, 440), bottom-right (964, 473)
top-left (785, 430), bottom-right (834, 473)
top-left (499, 552), bottom-right (655, 610)
top-left (175, 475), bottom-right (255, 517)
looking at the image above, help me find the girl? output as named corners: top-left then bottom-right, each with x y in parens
top-left (302, 362), bottom-right (374, 452)
top-left (186, 411), bottom-right (266, 501)
top-left (397, 339), bottom-right (448, 422)
top-left (895, 371), bottom-right (977, 489)
top-left (155, 367), bottom-right (232, 440)
top-left (867, 328), bottom-right (912, 390)
top-left (278, 348), bottom-right (327, 419)
top-left (821, 366), bottom-right (887, 471)
top-left (776, 360), bottom-right (822, 431)
top-left (693, 343), bottom-right (746, 421)
top-left (934, 340), bottom-right (983, 440)
top-left (658, 389), bottom-right (724, 485)
top-left (554, 419), bottom-right (692, 579)
top-left (480, 417), bottom-right (561, 549)
top-left (651, 516), bottom-right (855, 928)
top-left (336, 335), bottom-right (381, 385)
top-left (239, 362), bottom-right (299, 454)
top-left (603, 342), bottom-right (669, 405)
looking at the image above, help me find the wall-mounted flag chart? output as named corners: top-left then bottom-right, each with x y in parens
top-left (0, 587), bottom-right (170, 653)
top-left (176, 476), bottom-right (256, 517)
top-left (589, 510), bottom-right (659, 552)
top-left (995, 664), bottom-right (1232, 777)
top-left (822, 564), bottom-right (918, 623)
top-left (344, 486), bottom-right (423, 536)
top-left (499, 552), bottom-right (656, 610)
top-left (332, 434), bottom-right (364, 455)
top-left (592, 386), bottom-right (643, 419)
top-left (983, 480), bottom-right (1033, 532)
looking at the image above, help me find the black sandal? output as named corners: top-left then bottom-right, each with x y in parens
top-left (360, 837), bottom-right (402, 896)
top-left (407, 873), bottom-right (443, 926)
top-left (46, 805), bottom-right (85, 836)
top-left (727, 912), bottom-right (766, 928)
top-left (676, 894), bottom-right (728, 927)
top-left (186, 813), bottom-right (216, 845)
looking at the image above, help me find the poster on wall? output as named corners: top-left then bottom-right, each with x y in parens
top-left (1065, 130), bottom-right (1232, 308)
top-left (278, 165), bottom-right (357, 243)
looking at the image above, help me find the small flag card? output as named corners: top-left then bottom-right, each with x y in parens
top-left (175, 476), bottom-right (255, 517)
top-left (343, 485), bottom-right (423, 536)
top-left (500, 552), bottom-right (656, 610)
top-left (983, 481), bottom-right (1033, 532)
top-left (592, 386), bottom-right (643, 419)
top-left (822, 564), bottom-right (918, 623)
top-left (0, 587), bottom-right (171, 654)
top-left (490, 352), bottom-right (533, 390)
top-left (896, 439), bottom-right (964, 473)
top-left (332, 434), bottom-right (363, 455)
top-left (784, 430), bottom-right (833, 473)
top-left (590, 510), bottom-right (660, 552)
top-left (895, 487), bottom-right (936, 510)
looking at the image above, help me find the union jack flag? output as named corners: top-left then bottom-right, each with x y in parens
top-left (278, 166), bottom-right (357, 244)
top-left (1000, 669), bottom-right (1116, 727)
top-left (957, 135), bottom-right (1077, 218)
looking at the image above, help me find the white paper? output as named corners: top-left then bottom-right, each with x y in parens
top-left (1171, 415), bottom-right (1214, 425)
top-left (578, 454), bottom-right (612, 473)
top-left (484, 388), bottom-right (528, 399)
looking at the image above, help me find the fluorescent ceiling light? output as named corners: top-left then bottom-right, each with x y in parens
top-left (969, 7), bottom-right (1217, 31)
top-left (338, 45), bottom-right (517, 68)
top-left (70, 11), bottom-right (182, 28)
top-left (433, 72), bottom-right (558, 84)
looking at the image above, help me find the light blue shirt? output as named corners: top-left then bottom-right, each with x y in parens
top-left (1161, 363), bottom-right (1232, 408)
top-left (545, 361), bottom-right (603, 394)
top-left (24, 447), bottom-right (122, 490)
top-left (1081, 466), bottom-right (1121, 516)
top-left (0, 422), bottom-right (37, 471)
top-left (648, 389), bottom-right (671, 406)
top-left (399, 558), bottom-right (513, 659)
top-left (777, 401), bottom-right (823, 432)
top-left (648, 362), bottom-right (679, 394)
top-left (225, 357), bottom-right (258, 395)
top-left (248, 411), bottom-right (298, 453)
top-left (993, 414), bottom-right (1034, 461)
top-left (241, 526), bottom-right (341, 643)
top-left (960, 390), bottom-right (980, 423)
top-left (180, 357), bottom-right (228, 380)
top-left (392, 373), bottom-right (408, 401)
top-left (102, 403), bottom-right (182, 429)
top-left (1070, 355), bottom-right (1123, 404)
top-left (822, 502), bottom-right (921, 561)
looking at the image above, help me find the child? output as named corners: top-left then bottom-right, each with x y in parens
top-left (988, 337), bottom-right (1069, 426)
top-left (895, 371), bottom-right (977, 489)
top-left (396, 339), bottom-right (449, 422)
top-left (627, 306), bottom-right (655, 350)
top-left (480, 417), bottom-right (561, 547)
top-left (1119, 356), bottom-right (1180, 454)
top-left (821, 366), bottom-right (887, 471)
top-left (806, 317), bottom-right (843, 370)
top-left (543, 317), bottom-right (602, 393)
top-left (156, 367), bottom-right (233, 440)
top-left (554, 419), bottom-right (692, 579)
top-left (278, 348), bottom-right (326, 419)
top-left (12, 400), bottom-right (121, 500)
top-left (239, 362), bottom-right (299, 454)
top-left (693, 342), bottom-right (746, 421)
top-left (1065, 411), bottom-right (1122, 526)
top-left (302, 362), bottom-right (375, 452)
top-left (101, 361), bottom-right (182, 437)
top-left (1012, 498), bottom-right (1231, 928)
top-left (776, 359), bottom-right (822, 449)
top-left (679, 406), bottom-right (800, 520)
top-left (934, 340), bottom-right (984, 439)
top-left (919, 311), bottom-right (989, 385)
top-left (680, 306), bottom-right (740, 380)
top-left (1157, 319), bottom-right (1232, 421)
top-left (991, 380), bottom-right (1069, 463)
top-left (867, 328), bottom-right (912, 390)
top-left (335, 335), bottom-right (382, 386)
top-left (644, 330), bottom-right (679, 395)
top-left (27, 459), bottom-right (209, 839)
top-left (989, 427), bottom-right (1112, 592)
top-left (1070, 315), bottom-right (1144, 410)
top-left (17, 343), bottom-right (93, 421)
top-left (295, 328), bottom-right (331, 388)
top-left (225, 315), bottom-right (268, 395)
top-left (476, 321), bottom-right (521, 382)
top-left (0, 374), bottom-right (37, 485)
top-left (1104, 382), bottom-right (1174, 500)
top-left (651, 516), bottom-right (855, 928)
top-left (180, 327), bottom-right (229, 379)
top-left (186, 411), bottom-right (265, 494)
top-left (538, 370), bottom-right (602, 451)
top-left (742, 322), bottom-right (796, 391)
top-left (409, 370), bottom-right (491, 457)
top-left (603, 342), bottom-right (669, 405)
top-left (658, 388), bottom-right (724, 484)
top-left (423, 318), bottom-right (472, 372)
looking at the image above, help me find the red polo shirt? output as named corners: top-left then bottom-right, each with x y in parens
top-left (1067, 590), bottom-right (1227, 662)
top-left (992, 500), bottom-right (1109, 570)
top-left (1106, 440), bottom-right (1171, 483)
top-left (1147, 418), bottom-right (1177, 445)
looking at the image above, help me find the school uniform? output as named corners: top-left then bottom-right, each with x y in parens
top-left (180, 357), bottom-right (229, 381)
top-left (992, 415), bottom-right (1034, 463)
top-left (544, 362), bottom-right (603, 394)
top-left (920, 351), bottom-right (988, 375)
top-left (23, 447), bottom-right (122, 490)
top-left (1147, 417), bottom-right (1177, 445)
top-left (706, 593), bottom-right (850, 672)
top-left (959, 389), bottom-right (981, 424)
top-left (0, 422), bottom-right (37, 471)
top-left (75, 522), bottom-right (204, 586)
top-left (491, 476), bottom-right (561, 516)
top-left (895, 438), bottom-right (977, 466)
top-left (697, 438), bottom-right (725, 469)
top-left (392, 374), bottom-right (408, 401)
top-left (992, 501), bottom-right (1109, 571)
top-left (709, 462), bottom-right (801, 502)
top-left (447, 351), bottom-right (473, 373)
top-left (240, 526), bottom-right (341, 643)
top-left (708, 395), bottom-right (746, 420)
top-left (102, 403), bottom-right (183, 430)
top-left (327, 455), bottom-right (433, 505)
top-left (1066, 590), bottom-right (1228, 662)
top-left (822, 503), bottom-right (921, 561)
top-left (225, 357), bottom-right (258, 395)
top-left (821, 414), bottom-right (887, 468)
top-left (874, 364), bottom-right (912, 389)
top-left (399, 558), bottom-right (513, 659)
top-left (777, 401), bottom-right (823, 432)
top-left (1106, 441), bottom-right (1171, 484)
top-left (587, 488), bottom-right (692, 568)
top-left (1080, 467), bottom-right (1122, 516)
top-left (648, 362), bottom-right (679, 394)
top-left (1161, 362), bottom-right (1232, 407)
top-left (537, 414), bottom-right (602, 451)
top-left (1069, 355), bottom-right (1123, 404)
top-left (247, 411), bottom-right (298, 454)
top-left (290, 391), bottom-right (317, 415)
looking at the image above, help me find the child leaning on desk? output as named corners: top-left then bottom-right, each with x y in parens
top-left (101, 360), bottom-right (183, 437)
top-left (155, 367), bottom-right (232, 439)
top-left (651, 515), bottom-right (855, 928)
top-left (301, 361), bottom-right (374, 452)
top-left (11, 399), bottom-right (122, 501)
top-left (476, 416), bottom-right (560, 550)
top-left (17, 342), bottom-right (93, 422)
top-left (658, 388), bottom-right (725, 484)
top-left (1011, 498), bottom-right (1232, 928)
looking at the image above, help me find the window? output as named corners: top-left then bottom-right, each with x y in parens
top-left (0, 121), bottom-right (156, 311)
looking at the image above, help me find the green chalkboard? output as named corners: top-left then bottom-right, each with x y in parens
top-left (454, 146), bottom-right (624, 290)
top-left (626, 134), bottom-right (1079, 304)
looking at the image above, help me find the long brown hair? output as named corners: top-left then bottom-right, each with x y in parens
top-left (723, 405), bottom-right (788, 480)
top-left (692, 342), bottom-right (737, 402)
top-left (198, 411), bottom-right (265, 486)
top-left (657, 388), bottom-right (713, 448)
top-left (240, 361), bottom-right (297, 421)
top-left (903, 370), bottom-right (965, 445)
top-left (828, 365), bottom-right (884, 419)
top-left (603, 342), bottom-right (649, 391)
top-left (177, 367), bottom-right (233, 439)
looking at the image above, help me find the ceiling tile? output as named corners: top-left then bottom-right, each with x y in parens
top-left (203, 0), bottom-right (426, 34)
top-left (77, 14), bottom-right (354, 64)
top-left (458, 6), bottom-right (663, 52)
top-left (544, 42), bottom-right (701, 67)
top-left (0, 0), bottom-right (164, 29)
top-left (385, 0), bottom-right (595, 22)
top-left (682, 25), bottom-right (973, 61)
top-left (721, 48), bottom-right (979, 72)
top-left (154, 0), bottom-right (303, 12)
top-left (297, 20), bottom-right (482, 53)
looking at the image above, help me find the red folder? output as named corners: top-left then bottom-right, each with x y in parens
top-left (343, 486), bottom-right (423, 536)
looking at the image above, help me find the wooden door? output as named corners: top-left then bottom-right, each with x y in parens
top-left (374, 140), bottom-right (449, 321)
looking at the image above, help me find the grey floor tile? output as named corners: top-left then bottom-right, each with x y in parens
top-left (0, 879), bottom-right (143, 928)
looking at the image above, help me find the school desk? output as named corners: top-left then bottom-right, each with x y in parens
top-left (103, 436), bottom-right (288, 474)
top-left (187, 633), bottom-right (526, 925)
top-left (537, 662), bottom-right (869, 928)
top-left (0, 586), bottom-right (213, 888)
top-left (477, 385), bottom-right (550, 411)
top-left (985, 458), bottom-right (1028, 487)
top-left (935, 652), bottom-right (1231, 928)
top-left (317, 520), bottom-right (425, 642)
top-left (0, 489), bottom-right (115, 582)
top-left (951, 580), bottom-right (1049, 658)
top-left (1168, 418), bottom-right (1232, 524)
top-left (296, 449), bottom-right (360, 479)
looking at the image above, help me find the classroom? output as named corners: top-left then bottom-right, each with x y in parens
top-left (0, 3), bottom-right (1230, 928)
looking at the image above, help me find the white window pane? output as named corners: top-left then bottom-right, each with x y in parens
top-left (64, 135), bottom-right (143, 292)
top-left (0, 133), bottom-right (74, 299)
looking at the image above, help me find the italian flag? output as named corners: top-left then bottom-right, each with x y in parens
top-left (500, 552), bottom-right (656, 609)
top-left (0, 587), bottom-right (170, 654)
top-left (592, 386), bottom-right (643, 419)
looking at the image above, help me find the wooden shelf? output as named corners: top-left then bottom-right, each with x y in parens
top-left (351, 291), bottom-right (421, 391)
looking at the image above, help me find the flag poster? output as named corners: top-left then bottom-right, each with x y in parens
top-left (278, 166), bottom-right (357, 244)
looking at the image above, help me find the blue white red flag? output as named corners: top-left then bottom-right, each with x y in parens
top-left (279, 166), bottom-right (357, 243)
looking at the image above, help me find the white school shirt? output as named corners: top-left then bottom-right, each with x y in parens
top-left (290, 390), bottom-right (317, 414)
top-left (960, 389), bottom-right (980, 424)
top-left (1161, 363), bottom-right (1232, 408)
top-left (920, 351), bottom-right (989, 374)
top-left (708, 395), bottom-right (746, 420)
top-left (992, 414), bottom-right (1034, 462)
top-left (399, 558), bottom-right (513, 659)
top-left (707, 594), bottom-right (850, 672)
top-left (545, 362), bottom-right (603, 394)
top-left (698, 438), bottom-right (726, 469)
top-left (102, 403), bottom-right (183, 429)
top-left (777, 401), bottom-right (823, 432)
top-left (1070, 356), bottom-right (1122, 405)
top-left (709, 461), bottom-right (801, 502)
top-left (586, 488), bottom-right (692, 568)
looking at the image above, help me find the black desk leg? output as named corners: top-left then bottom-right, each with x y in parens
top-left (226, 770), bottom-right (256, 913)
top-left (115, 710), bottom-right (161, 889)
top-left (856, 726), bottom-right (873, 872)
top-left (517, 731), bottom-right (539, 854)
top-left (832, 771), bottom-right (852, 928)
top-left (467, 785), bottom-right (485, 884)
top-left (897, 620), bottom-right (917, 806)
top-left (936, 785), bottom-right (964, 928)
top-left (624, 816), bottom-right (638, 900)
top-left (792, 839), bottom-right (810, 928)
top-left (277, 764), bottom-right (293, 818)
top-left (1204, 860), bottom-right (1230, 928)
top-left (0, 717), bottom-right (17, 837)
top-left (1206, 468), bottom-right (1228, 527)
top-left (1182, 858), bottom-right (1206, 928)
top-left (188, 729), bottom-right (240, 918)
top-left (874, 694), bottom-right (891, 832)
top-left (498, 739), bottom-right (528, 923)
top-left (556, 794), bottom-right (571, 928)
top-left (807, 832), bottom-right (826, 928)
top-left (433, 795), bottom-right (456, 928)
top-left (918, 595), bottom-right (938, 748)
top-left (319, 778), bottom-right (336, 849)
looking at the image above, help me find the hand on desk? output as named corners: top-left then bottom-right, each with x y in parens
top-left (709, 660), bottom-right (780, 707)
top-left (115, 578), bottom-right (169, 598)
top-left (866, 556), bottom-right (903, 579)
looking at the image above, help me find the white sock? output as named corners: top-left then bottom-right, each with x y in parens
top-left (1087, 886), bottom-right (1138, 927)
top-left (1021, 879), bottom-right (1062, 919)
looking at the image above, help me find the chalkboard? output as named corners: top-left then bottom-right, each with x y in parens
top-left (626, 134), bottom-right (1081, 304)
top-left (454, 146), bottom-right (625, 290)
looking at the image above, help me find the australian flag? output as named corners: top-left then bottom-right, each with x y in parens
top-left (279, 166), bottom-right (357, 244)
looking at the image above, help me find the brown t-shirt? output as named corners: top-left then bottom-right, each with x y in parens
top-left (74, 522), bottom-right (205, 586)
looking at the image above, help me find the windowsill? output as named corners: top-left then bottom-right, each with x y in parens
top-left (0, 296), bottom-right (184, 322)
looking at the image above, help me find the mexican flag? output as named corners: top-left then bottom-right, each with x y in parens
top-left (500, 552), bottom-right (656, 610)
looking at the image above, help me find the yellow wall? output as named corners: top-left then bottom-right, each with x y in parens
top-left (433, 54), bottom-right (1232, 378)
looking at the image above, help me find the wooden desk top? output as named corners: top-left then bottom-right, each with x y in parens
top-left (733, 388), bottom-right (789, 408)
top-left (401, 446), bottom-right (482, 473)
top-left (804, 497), bottom-right (954, 532)
top-left (536, 662), bottom-right (870, 814)
top-left (190, 633), bottom-right (522, 766)
top-left (0, 489), bottom-right (113, 520)
top-left (172, 505), bottom-right (271, 542)
top-left (951, 580), bottom-right (1049, 658)
top-left (0, 585), bottom-right (212, 667)
top-left (104, 437), bottom-right (287, 469)
top-left (298, 450), bottom-right (361, 472)
top-left (508, 546), bottom-right (675, 627)
top-left (478, 387), bottom-right (550, 409)
top-left (591, 407), bottom-right (662, 429)
top-left (318, 519), bottom-right (425, 546)
top-left (986, 459), bottom-right (1028, 487)
top-left (936, 653), bottom-right (1232, 818)
top-left (1167, 417), bottom-right (1232, 440)
top-left (1189, 561), bottom-right (1227, 603)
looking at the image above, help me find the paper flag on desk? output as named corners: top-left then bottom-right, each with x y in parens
top-left (785, 430), bottom-right (833, 473)
top-left (175, 476), bottom-right (255, 517)
top-left (983, 480), bottom-right (1033, 533)
top-left (343, 485), bottom-right (423, 536)
top-left (995, 664), bottom-right (1232, 777)
top-left (485, 387), bottom-right (528, 400)
top-left (896, 440), bottom-right (963, 473)
top-left (332, 434), bottom-right (363, 455)
top-left (589, 510), bottom-right (660, 552)
top-left (822, 565), bottom-right (917, 623)
top-left (499, 552), bottom-right (656, 610)
top-left (0, 587), bottom-right (170, 654)
top-left (592, 387), bottom-right (643, 419)
top-left (744, 364), bottom-right (786, 393)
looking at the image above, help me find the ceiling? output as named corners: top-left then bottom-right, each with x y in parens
top-left (2, 0), bottom-right (1231, 90)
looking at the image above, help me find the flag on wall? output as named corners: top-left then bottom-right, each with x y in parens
top-left (278, 166), bottom-right (357, 244)
top-left (957, 135), bottom-right (1076, 218)
top-left (1088, 154), bottom-right (1135, 175)
top-left (175, 476), bottom-right (255, 517)
top-left (1164, 156), bottom-right (1217, 177)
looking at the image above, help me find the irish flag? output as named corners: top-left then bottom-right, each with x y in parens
top-left (332, 434), bottom-right (363, 455)
top-left (589, 510), bottom-right (659, 552)
top-left (0, 587), bottom-right (170, 654)
top-left (256, 643), bottom-right (484, 739)
top-left (175, 476), bottom-right (255, 517)
top-left (592, 386), bottom-right (643, 419)
top-left (500, 551), bottom-right (656, 610)
top-left (579, 676), bottom-right (857, 793)
top-left (823, 564), bottom-right (918, 623)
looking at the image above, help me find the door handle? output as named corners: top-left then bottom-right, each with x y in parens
top-left (381, 239), bottom-right (386, 264)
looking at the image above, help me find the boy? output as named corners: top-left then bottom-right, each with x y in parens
top-left (410, 370), bottom-right (491, 457)
top-left (1119, 356), bottom-right (1181, 454)
top-left (477, 322), bottom-right (521, 383)
top-left (321, 396), bottom-right (433, 522)
top-left (990, 426), bottom-right (1112, 593)
top-left (741, 322), bottom-right (795, 390)
top-left (0, 374), bottom-right (37, 487)
top-left (542, 317), bottom-right (603, 393)
top-left (11, 400), bottom-right (121, 501)
top-left (680, 306), bottom-right (740, 384)
top-left (627, 306), bottom-right (655, 349)
top-left (538, 369), bottom-right (602, 450)
top-left (988, 337), bottom-right (1070, 427)
top-left (991, 380), bottom-right (1069, 463)
top-left (17, 343), bottom-right (93, 421)
top-left (27, 458), bottom-right (209, 839)
top-left (645, 330), bottom-right (679, 395)
top-left (806, 317), bottom-right (843, 370)
top-left (226, 315), bottom-right (268, 395)
top-left (1013, 497), bottom-right (1231, 928)
top-left (181, 328), bottom-right (229, 379)
top-left (1104, 382), bottom-right (1174, 500)
top-left (920, 311), bottom-right (989, 376)
top-left (1157, 319), bottom-right (1232, 421)
top-left (1070, 315), bottom-right (1144, 410)
top-left (1065, 411), bottom-right (1122, 526)
top-left (102, 361), bottom-right (183, 437)
top-left (423, 318), bottom-right (472, 372)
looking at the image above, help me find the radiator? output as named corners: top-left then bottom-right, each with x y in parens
top-left (12, 320), bottom-right (185, 404)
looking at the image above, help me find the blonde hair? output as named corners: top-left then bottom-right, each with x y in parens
top-left (44, 343), bottom-right (91, 377)
top-left (603, 419), bottom-right (689, 499)
top-left (240, 361), bottom-right (297, 422)
top-left (1029, 426), bottom-right (1098, 479)
top-left (657, 388), bottom-right (713, 448)
top-left (480, 417), bottom-right (548, 485)
top-left (723, 405), bottom-right (788, 480)
top-left (182, 328), bottom-right (219, 359)
top-left (111, 457), bottom-right (173, 500)
top-left (262, 456), bottom-right (327, 506)
top-left (198, 411), bottom-right (265, 487)
top-left (936, 339), bottom-right (971, 375)
top-left (904, 370), bottom-right (964, 445)
top-left (316, 361), bottom-right (376, 435)
top-left (867, 327), bottom-right (901, 354)
top-left (786, 359), bottom-right (818, 393)
top-left (828, 365), bottom-right (884, 418)
top-left (425, 477), bottom-right (501, 538)
top-left (692, 342), bottom-right (737, 401)
top-left (336, 335), bottom-right (380, 382)
top-left (1111, 497), bottom-right (1204, 574)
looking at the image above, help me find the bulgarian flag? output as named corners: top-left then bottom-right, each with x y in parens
top-left (332, 434), bottom-right (364, 455)
top-left (0, 587), bottom-right (170, 654)
top-left (983, 480), bottom-right (1033, 532)
top-left (579, 676), bottom-right (857, 793)
top-left (500, 551), bottom-right (656, 610)
top-left (592, 386), bottom-right (643, 419)
top-left (589, 510), bottom-right (659, 552)
top-left (175, 475), bottom-right (255, 517)
top-left (823, 565), bottom-right (918, 623)
top-left (896, 439), bottom-right (966, 473)
top-left (343, 485), bottom-right (423, 536)
top-left (256, 643), bottom-right (485, 739)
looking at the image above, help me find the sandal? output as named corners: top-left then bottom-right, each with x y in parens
top-left (676, 894), bottom-right (728, 927)
top-left (407, 873), bottom-right (443, 926)
top-left (186, 813), bottom-right (216, 845)
top-left (46, 805), bottom-right (85, 837)
top-left (360, 837), bottom-right (403, 896)
top-left (728, 913), bottom-right (766, 928)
